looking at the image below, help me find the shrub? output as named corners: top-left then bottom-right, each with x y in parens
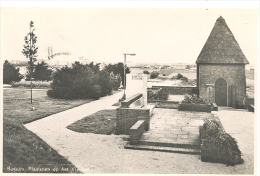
top-left (3, 60), bottom-right (23, 84)
top-left (150, 71), bottom-right (159, 79)
top-left (181, 94), bottom-right (206, 104)
top-left (201, 119), bottom-right (244, 166)
top-left (143, 70), bottom-right (150, 74)
top-left (48, 64), bottom-right (100, 100)
top-left (202, 119), bottom-right (220, 138)
top-left (47, 62), bottom-right (114, 100)
top-left (33, 61), bottom-right (53, 81)
top-left (181, 76), bottom-right (188, 82)
top-left (147, 88), bottom-right (168, 100)
top-left (176, 73), bottom-right (183, 79)
top-left (98, 70), bottom-right (113, 97)
top-left (163, 74), bottom-right (166, 76)
top-left (170, 75), bottom-right (176, 80)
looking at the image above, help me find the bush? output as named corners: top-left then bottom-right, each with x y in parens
top-left (181, 94), bottom-right (206, 104)
top-left (3, 60), bottom-right (23, 84)
top-left (33, 61), bottom-right (53, 81)
top-left (181, 76), bottom-right (188, 82)
top-left (143, 70), bottom-right (150, 74)
top-left (202, 119), bottom-right (220, 138)
top-left (176, 73), bottom-right (184, 79)
top-left (47, 62), bottom-right (114, 100)
top-left (48, 64), bottom-right (100, 100)
top-left (201, 119), bottom-right (243, 166)
top-left (163, 74), bottom-right (166, 76)
top-left (150, 71), bottom-right (159, 79)
top-left (147, 88), bottom-right (168, 100)
top-left (98, 70), bottom-right (113, 97)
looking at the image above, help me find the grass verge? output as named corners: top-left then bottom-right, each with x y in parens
top-left (67, 110), bottom-right (116, 135)
top-left (3, 88), bottom-right (94, 173)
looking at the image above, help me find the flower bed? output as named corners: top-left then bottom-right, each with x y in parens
top-left (200, 119), bottom-right (243, 166)
top-left (178, 103), bottom-right (211, 112)
top-left (178, 94), bottom-right (211, 112)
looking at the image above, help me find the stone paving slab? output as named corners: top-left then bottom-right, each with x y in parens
top-left (141, 108), bottom-right (213, 145)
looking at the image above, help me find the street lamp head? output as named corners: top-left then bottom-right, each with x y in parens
top-left (123, 53), bottom-right (136, 56)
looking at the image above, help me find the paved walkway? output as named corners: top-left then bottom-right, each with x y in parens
top-left (25, 96), bottom-right (255, 174)
top-left (141, 109), bottom-right (212, 145)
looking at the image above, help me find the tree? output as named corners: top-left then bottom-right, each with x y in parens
top-left (33, 61), bottom-right (52, 81)
top-left (3, 60), bottom-right (23, 84)
top-left (22, 21), bottom-right (38, 103)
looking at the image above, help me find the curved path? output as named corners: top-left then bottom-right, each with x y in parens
top-left (25, 94), bottom-right (255, 174)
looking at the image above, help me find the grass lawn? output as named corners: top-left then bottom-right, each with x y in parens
top-left (3, 88), bottom-right (94, 173)
top-left (67, 110), bottom-right (116, 135)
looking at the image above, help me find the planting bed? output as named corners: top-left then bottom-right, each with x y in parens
top-left (178, 103), bottom-right (211, 112)
top-left (199, 118), bottom-right (243, 166)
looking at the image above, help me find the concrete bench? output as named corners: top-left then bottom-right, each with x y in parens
top-left (121, 93), bottom-right (143, 108)
top-left (130, 120), bottom-right (146, 145)
top-left (115, 93), bottom-right (155, 135)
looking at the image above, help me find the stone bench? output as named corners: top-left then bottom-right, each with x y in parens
top-left (115, 93), bottom-right (155, 135)
top-left (130, 120), bottom-right (146, 145)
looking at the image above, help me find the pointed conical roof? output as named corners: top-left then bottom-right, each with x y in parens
top-left (196, 16), bottom-right (249, 64)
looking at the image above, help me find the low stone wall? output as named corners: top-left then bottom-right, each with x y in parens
top-left (178, 103), bottom-right (211, 112)
top-left (115, 108), bottom-right (150, 135)
top-left (130, 120), bottom-right (146, 145)
top-left (152, 86), bottom-right (199, 96)
top-left (248, 104), bottom-right (254, 112)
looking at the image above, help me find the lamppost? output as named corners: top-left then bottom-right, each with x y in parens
top-left (123, 53), bottom-right (136, 100)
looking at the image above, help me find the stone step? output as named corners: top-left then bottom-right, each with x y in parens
top-left (139, 140), bottom-right (200, 149)
top-left (125, 142), bottom-right (200, 155)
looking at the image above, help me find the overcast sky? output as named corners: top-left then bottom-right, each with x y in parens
top-left (1, 8), bottom-right (258, 65)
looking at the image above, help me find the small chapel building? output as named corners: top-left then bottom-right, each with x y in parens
top-left (196, 16), bottom-right (249, 107)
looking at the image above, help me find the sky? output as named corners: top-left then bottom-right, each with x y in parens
top-left (0, 7), bottom-right (258, 65)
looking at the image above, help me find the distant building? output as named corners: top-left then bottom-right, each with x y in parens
top-left (196, 16), bottom-right (249, 107)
